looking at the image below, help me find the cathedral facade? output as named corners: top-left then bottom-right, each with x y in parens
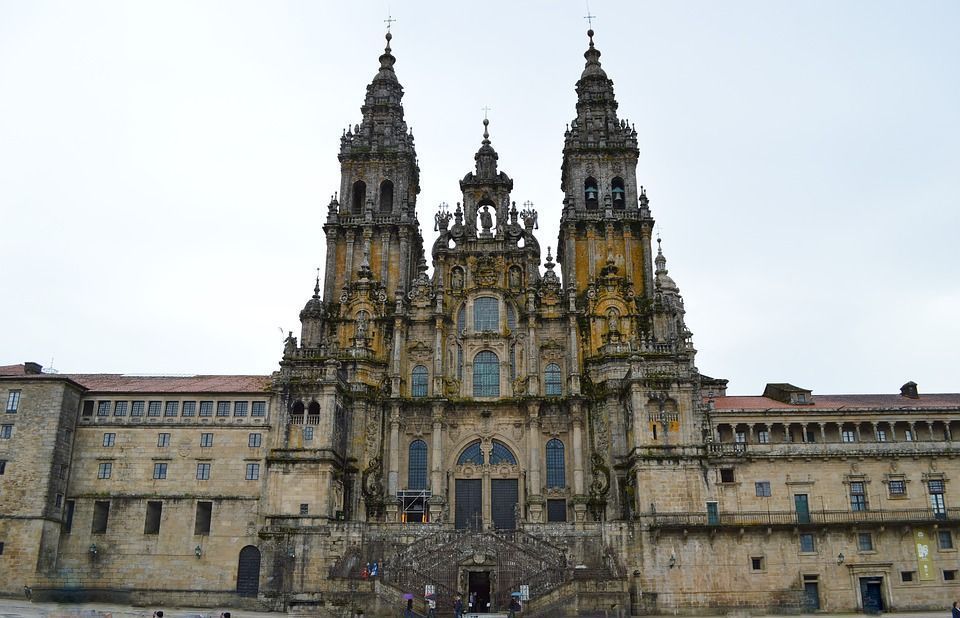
top-left (2, 30), bottom-right (959, 617)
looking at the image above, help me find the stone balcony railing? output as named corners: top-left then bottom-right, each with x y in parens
top-left (707, 440), bottom-right (960, 459)
top-left (647, 507), bottom-right (960, 530)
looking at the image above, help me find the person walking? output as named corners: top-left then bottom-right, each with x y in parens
top-left (509, 596), bottom-right (521, 618)
top-left (454, 594), bottom-right (464, 618)
top-left (952, 601), bottom-right (960, 618)
top-left (404, 598), bottom-right (415, 618)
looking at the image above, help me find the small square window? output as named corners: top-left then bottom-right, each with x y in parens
top-left (82, 401), bottom-right (94, 416)
top-left (234, 401), bottom-right (248, 417)
top-left (97, 401), bottom-right (111, 417)
top-left (200, 433), bottom-right (213, 448)
top-left (182, 401), bottom-right (196, 417)
top-left (245, 463), bottom-right (260, 480)
top-left (842, 429), bottom-right (856, 443)
top-left (102, 433), bottom-right (115, 447)
top-left (751, 556), bottom-right (764, 571)
top-left (945, 569), bottom-right (957, 581)
top-left (755, 481), bottom-right (771, 497)
top-left (735, 431), bottom-right (746, 444)
top-left (157, 433), bottom-right (170, 448)
top-left (113, 401), bottom-right (127, 417)
top-left (304, 426), bottom-right (314, 441)
top-left (216, 402), bottom-right (230, 417)
top-left (720, 468), bottom-right (735, 483)
top-left (248, 433), bottom-right (262, 448)
top-left (251, 401), bottom-right (266, 417)
top-left (147, 401), bottom-right (162, 417)
top-left (196, 463), bottom-right (211, 480)
top-left (164, 401), bottom-right (179, 417)
top-left (131, 401), bottom-right (145, 417)
top-left (858, 532), bottom-right (874, 551)
top-left (153, 463), bottom-right (168, 480)
top-left (0, 425), bottom-right (12, 439)
top-left (6, 390), bottom-right (21, 412)
top-left (757, 430), bottom-right (769, 444)
top-left (939, 530), bottom-right (954, 550)
top-left (299, 503), bottom-right (309, 515)
top-left (901, 571), bottom-right (915, 582)
top-left (199, 401), bottom-right (213, 417)
top-left (876, 429), bottom-right (887, 442)
top-left (799, 533), bottom-right (815, 553)
top-left (889, 479), bottom-right (906, 497)
top-left (0, 460), bottom-right (6, 474)
top-left (97, 462), bottom-right (112, 479)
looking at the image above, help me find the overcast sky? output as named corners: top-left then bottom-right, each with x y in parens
top-left (1, 1), bottom-right (958, 395)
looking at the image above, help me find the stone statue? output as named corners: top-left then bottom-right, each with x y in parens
top-left (479, 204), bottom-right (493, 234)
top-left (509, 267), bottom-right (521, 290)
top-left (451, 268), bottom-right (464, 291)
top-left (356, 312), bottom-right (369, 340)
top-left (607, 308), bottom-right (620, 335)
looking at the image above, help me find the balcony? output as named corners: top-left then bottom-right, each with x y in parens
top-left (647, 507), bottom-right (959, 530)
top-left (707, 440), bottom-right (960, 459)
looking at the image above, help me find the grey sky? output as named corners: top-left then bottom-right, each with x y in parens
top-left (1, 1), bottom-right (957, 395)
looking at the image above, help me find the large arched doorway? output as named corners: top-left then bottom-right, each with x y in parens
top-left (236, 545), bottom-right (261, 597)
top-left (453, 440), bottom-right (520, 530)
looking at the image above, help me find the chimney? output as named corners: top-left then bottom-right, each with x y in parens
top-left (23, 362), bottom-right (43, 375)
top-left (900, 381), bottom-right (919, 399)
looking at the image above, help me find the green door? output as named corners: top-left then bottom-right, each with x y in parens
top-left (795, 494), bottom-right (810, 524)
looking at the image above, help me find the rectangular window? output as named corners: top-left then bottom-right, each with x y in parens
top-left (147, 401), bottom-right (162, 417)
top-left (876, 429), bottom-right (887, 442)
top-left (157, 433), bottom-right (170, 447)
top-left (102, 433), bottom-right (115, 447)
top-left (547, 499), bottom-right (567, 522)
top-left (113, 401), bottom-right (127, 416)
top-left (131, 400), bottom-right (145, 417)
top-left (757, 430), bottom-right (770, 444)
top-left (799, 533), bottom-right (815, 553)
top-left (164, 401), bottom-right (179, 417)
top-left (58, 463), bottom-right (67, 479)
top-left (144, 501), bottom-right (162, 534)
top-left (889, 479), bottom-right (906, 497)
top-left (246, 463), bottom-right (260, 480)
top-left (930, 480), bottom-right (946, 519)
top-left (194, 501), bottom-right (212, 535)
top-left (153, 463), bottom-right (168, 479)
top-left (199, 401), bottom-right (213, 417)
top-left (92, 501), bottom-right (110, 534)
top-left (850, 481), bottom-right (868, 511)
top-left (233, 401), bottom-right (248, 417)
top-left (64, 500), bottom-right (75, 533)
top-left (0, 425), bottom-right (12, 439)
top-left (82, 401), bottom-right (94, 416)
top-left (251, 401), bottom-right (266, 417)
top-left (939, 530), bottom-right (954, 550)
top-left (304, 426), bottom-right (314, 441)
top-left (946, 570), bottom-right (958, 581)
top-left (858, 532), bottom-right (874, 551)
top-left (299, 503), bottom-right (309, 515)
top-left (735, 431), bottom-right (746, 444)
top-left (901, 571), bottom-right (915, 582)
top-left (6, 390), bottom-right (21, 412)
top-left (216, 402), bottom-right (230, 417)
top-left (841, 429), bottom-right (856, 443)
top-left (473, 297), bottom-right (500, 332)
top-left (55, 493), bottom-right (63, 508)
top-left (181, 401), bottom-right (196, 417)
top-left (755, 481), bottom-right (771, 497)
top-left (97, 462), bottom-right (112, 479)
top-left (248, 433), bottom-right (262, 448)
top-left (200, 433), bottom-right (213, 447)
top-left (0, 460), bottom-right (6, 474)
top-left (720, 468), bottom-right (735, 483)
top-left (196, 463), bottom-right (211, 480)
top-left (751, 556), bottom-right (764, 571)
top-left (97, 401), bottom-right (111, 416)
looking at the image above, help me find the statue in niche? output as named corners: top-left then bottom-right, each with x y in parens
top-left (356, 311), bottom-right (369, 340)
top-left (451, 267), bottom-right (464, 291)
top-left (509, 266), bottom-right (521, 290)
top-left (606, 308), bottom-right (621, 337)
top-left (479, 204), bottom-right (493, 235)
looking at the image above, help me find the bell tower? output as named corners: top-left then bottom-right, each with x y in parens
top-left (556, 30), bottom-right (655, 302)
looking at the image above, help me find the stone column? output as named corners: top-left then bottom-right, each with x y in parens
top-left (481, 440), bottom-right (492, 530)
top-left (344, 230), bottom-right (356, 282)
top-left (527, 403), bottom-right (542, 494)
top-left (909, 421), bottom-right (917, 441)
top-left (430, 403), bottom-right (444, 521)
top-left (398, 228), bottom-right (411, 292)
top-left (387, 404), bottom-right (400, 496)
top-left (819, 423), bottom-right (827, 443)
top-left (640, 225), bottom-right (654, 299)
top-left (571, 403), bottom-right (587, 525)
top-left (323, 228), bottom-right (338, 301)
top-left (380, 229), bottom-right (391, 285)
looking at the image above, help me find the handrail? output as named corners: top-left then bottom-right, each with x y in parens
top-left (648, 507), bottom-right (959, 528)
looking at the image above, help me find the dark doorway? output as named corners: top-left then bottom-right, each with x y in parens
top-left (795, 494), bottom-right (810, 524)
top-left (236, 545), bottom-right (261, 597)
top-left (468, 570), bottom-right (491, 613)
top-left (492, 478), bottom-right (518, 529)
top-left (803, 578), bottom-right (820, 611)
top-left (456, 479), bottom-right (482, 530)
top-left (860, 577), bottom-right (884, 614)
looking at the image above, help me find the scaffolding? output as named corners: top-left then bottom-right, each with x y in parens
top-left (398, 488), bottom-right (431, 523)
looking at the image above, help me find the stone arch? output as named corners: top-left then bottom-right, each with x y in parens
top-left (379, 179), bottom-right (394, 212)
top-left (351, 180), bottom-right (366, 214)
top-left (236, 545), bottom-right (261, 596)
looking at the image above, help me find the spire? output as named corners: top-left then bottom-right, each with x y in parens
top-left (377, 32), bottom-right (397, 76)
top-left (473, 117), bottom-right (500, 179)
top-left (655, 237), bottom-right (678, 292)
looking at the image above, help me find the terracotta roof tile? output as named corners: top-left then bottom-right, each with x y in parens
top-left (711, 393), bottom-right (960, 411)
top-left (0, 364), bottom-right (25, 376)
top-left (66, 374), bottom-right (272, 394)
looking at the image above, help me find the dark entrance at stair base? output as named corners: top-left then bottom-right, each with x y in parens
top-left (468, 570), bottom-right (491, 613)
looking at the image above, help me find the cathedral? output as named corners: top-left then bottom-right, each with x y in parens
top-left (1, 28), bottom-right (959, 618)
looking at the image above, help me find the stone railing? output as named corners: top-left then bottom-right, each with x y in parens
top-left (708, 440), bottom-right (960, 459)
top-left (648, 507), bottom-right (960, 529)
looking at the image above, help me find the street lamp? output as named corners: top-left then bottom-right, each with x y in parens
top-left (195, 545), bottom-right (203, 558)
top-left (837, 552), bottom-right (845, 565)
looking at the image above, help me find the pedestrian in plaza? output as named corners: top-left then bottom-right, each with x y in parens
top-left (404, 598), bottom-right (414, 618)
top-left (509, 596), bottom-right (521, 618)
top-left (453, 594), bottom-right (464, 618)
top-left (952, 600), bottom-right (960, 618)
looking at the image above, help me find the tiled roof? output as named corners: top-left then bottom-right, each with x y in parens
top-left (712, 394), bottom-right (960, 411)
top-left (0, 364), bottom-right (25, 376)
top-left (68, 374), bottom-right (272, 394)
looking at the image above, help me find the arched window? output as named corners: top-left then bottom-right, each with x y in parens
top-left (490, 440), bottom-right (517, 465)
top-left (457, 305), bottom-right (466, 333)
top-left (408, 439), bottom-right (427, 489)
top-left (457, 440), bottom-right (484, 465)
top-left (546, 439), bottom-right (566, 488)
top-left (507, 304), bottom-right (516, 330)
top-left (545, 363), bottom-right (562, 396)
top-left (474, 297), bottom-right (499, 332)
top-left (351, 180), bottom-right (366, 214)
top-left (291, 401), bottom-right (304, 418)
top-left (379, 179), bottom-right (394, 213)
top-left (612, 177), bottom-right (625, 209)
top-left (308, 401), bottom-right (320, 417)
top-left (411, 365), bottom-right (428, 398)
top-left (584, 177), bottom-right (599, 210)
top-left (473, 350), bottom-right (500, 397)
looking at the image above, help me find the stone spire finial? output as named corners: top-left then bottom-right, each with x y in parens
top-left (379, 31), bottom-right (396, 72)
top-left (473, 117), bottom-right (499, 178)
top-left (314, 268), bottom-right (321, 298)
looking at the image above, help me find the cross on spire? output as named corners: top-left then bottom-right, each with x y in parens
top-left (481, 105), bottom-right (491, 120)
top-left (384, 12), bottom-right (397, 32)
top-left (584, 1), bottom-right (597, 29)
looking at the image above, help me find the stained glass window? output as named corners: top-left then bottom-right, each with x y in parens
top-left (457, 441), bottom-right (483, 465)
top-left (490, 440), bottom-right (517, 465)
top-left (473, 350), bottom-right (500, 397)
top-left (474, 297), bottom-right (499, 332)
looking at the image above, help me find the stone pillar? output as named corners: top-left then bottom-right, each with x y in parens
top-left (430, 403), bottom-right (444, 521)
top-left (481, 440), bottom-right (492, 529)
top-left (572, 405), bottom-right (585, 494)
top-left (854, 424), bottom-right (862, 442)
top-left (380, 229), bottom-right (391, 286)
top-left (388, 405), bottom-right (400, 496)
top-left (345, 230), bottom-right (356, 281)
top-left (527, 403), bottom-right (542, 493)
top-left (819, 423), bottom-right (827, 443)
top-left (927, 421), bottom-right (936, 441)
top-left (640, 225), bottom-right (654, 299)
top-left (323, 228), bottom-right (338, 301)
top-left (526, 291), bottom-right (539, 395)
top-left (398, 228), bottom-right (411, 292)
top-left (909, 421), bottom-right (917, 441)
